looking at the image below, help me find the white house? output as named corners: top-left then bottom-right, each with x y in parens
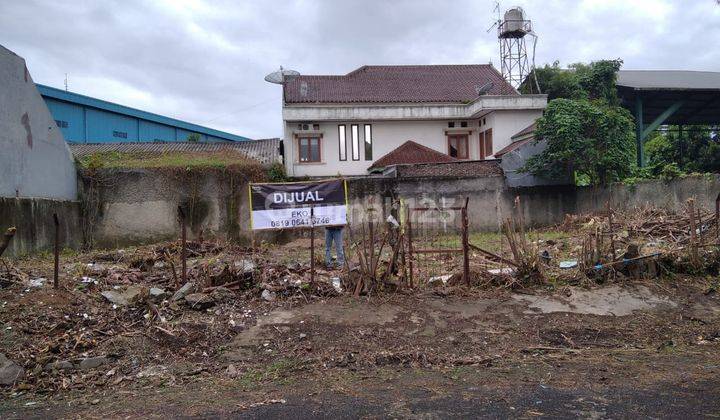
top-left (281, 64), bottom-right (547, 177)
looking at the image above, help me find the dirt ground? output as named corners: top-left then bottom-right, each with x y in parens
top-left (2, 215), bottom-right (720, 418)
top-left (2, 278), bottom-right (720, 417)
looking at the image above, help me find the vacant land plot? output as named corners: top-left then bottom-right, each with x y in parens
top-left (1, 206), bottom-right (720, 418)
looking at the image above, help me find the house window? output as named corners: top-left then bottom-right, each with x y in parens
top-left (351, 124), bottom-right (360, 160)
top-left (113, 130), bottom-right (128, 139)
top-left (460, 121), bottom-right (468, 128)
top-left (479, 128), bottom-right (493, 159)
top-left (298, 136), bottom-right (321, 163)
top-left (338, 125), bottom-right (347, 161)
top-left (313, 123), bottom-right (320, 130)
top-left (447, 134), bottom-right (469, 159)
top-left (55, 120), bottom-right (68, 128)
top-left (448, 122), bottom-right (455, 128)
top-left (364, 124), bottom-right (372, 160)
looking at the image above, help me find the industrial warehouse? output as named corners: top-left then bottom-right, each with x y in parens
top-left (2, 1), bottom-right (720, 418)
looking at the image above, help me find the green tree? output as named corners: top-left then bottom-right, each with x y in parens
top-left (646, 126), bottom-right (720, 173)
top-left (520, 59), bottom-right (633, 185)
top-left (187, 133), bottom-right (201, 142)
top-left (523, 98), bottom-right (635, 185)
top-left (520, 61), bottom-right (584, 99)
top-left (520, 59), bottom-right (623, 104)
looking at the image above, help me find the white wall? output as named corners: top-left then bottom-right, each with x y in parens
top-left (284, 109), bottom-right (543, 177)
top-left (0, 45), bottom-right (77, 200)
top-left (490, 109), bottom-right (543, 153)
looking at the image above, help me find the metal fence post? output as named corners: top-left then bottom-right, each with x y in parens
top-left (53, 213), bottom-right (60, 289)
top-left (462, 197), bottom-right (470, 286)
top-left (178, 206), bottom-right (187, 286)
top-left (407, 205), bottom-right (414, 288)
top-left (310, 206), bottom-right (315, 284)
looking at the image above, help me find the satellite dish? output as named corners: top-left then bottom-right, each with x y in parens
top-left (264, 66), bottom-right (300, 84)
top-left (475, 81), bottom-right (494, 95)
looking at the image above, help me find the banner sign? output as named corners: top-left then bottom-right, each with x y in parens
top-left (249, 179), bottom-right (348, 230)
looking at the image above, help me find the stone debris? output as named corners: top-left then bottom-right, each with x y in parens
top-left (172, 282), bottom-right (195, 302)
top-left (0, 353), bottom-right (24, 386)
top-left (101, 285), bottom-right (148, 306)
top-left (28, 278), bottom-right (46, 288)
top-left (428, 274), bottom-right (452, 287)
top-left (234, 259), bottom-right (256, 274)
top-left (149, 287), bottom-right (167, 300)
top-left (79, 356), bottom-right (110, 370)
top-left (185, 293), bottom-right (215, 310)
top-left (43, 361), bottom-right (74, 372)
top-left (261, 289), bottom-right (276, 302)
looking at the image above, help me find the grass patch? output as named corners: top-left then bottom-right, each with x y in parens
top-left (77, 150), bottom-right (259, 170)
top-left (238, 358), bottom-right (302, 387)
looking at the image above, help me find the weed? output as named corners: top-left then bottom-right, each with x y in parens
top-left (238, 358), bottom-right (301, 387)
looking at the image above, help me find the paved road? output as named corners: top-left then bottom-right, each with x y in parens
top-left (217, 380), bottom-right (720, 419)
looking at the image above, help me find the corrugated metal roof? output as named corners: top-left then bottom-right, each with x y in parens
top-left (69, 139), bottom-right (281, 166)
top-left (36, 84), bottom-right (252, 142)
top-left (617, 70), bottom-right (720, 91)
top-left (285, 65), bottom-right (517, 104)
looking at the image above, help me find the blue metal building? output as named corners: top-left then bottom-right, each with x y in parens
top-left (36, 84), bottom-right (250, 143)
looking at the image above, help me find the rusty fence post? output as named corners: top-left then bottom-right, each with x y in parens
top-left (688, 198), bottom-right (699, 266)
top-left (310, 206), bottom-right (315, 284)
top-left (462, 197), bottom-right (470, 286)
top-left (716, 193), bottom-right (720, 239)
top-left (53, 213), bottom-right (60, 289)
top-left (407, 205), bottom-right (414, 288)
top-left (178, 206), bottom-right (187, 286)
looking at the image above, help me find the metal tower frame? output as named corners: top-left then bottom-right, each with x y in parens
top-left (499, 36), bottom-right (530, 93)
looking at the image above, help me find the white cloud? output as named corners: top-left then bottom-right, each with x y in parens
top-left (1, 0), bottom-right (718, 139)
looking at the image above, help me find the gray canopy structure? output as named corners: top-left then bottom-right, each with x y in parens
top-left (616, 70), bottom-right (720, 166)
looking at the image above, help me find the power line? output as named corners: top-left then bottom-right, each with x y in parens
top-left (202, 97), bottom-right (277, 124)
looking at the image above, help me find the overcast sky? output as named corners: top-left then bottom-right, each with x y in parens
top-left (2, 0), bottom-right (719, 139)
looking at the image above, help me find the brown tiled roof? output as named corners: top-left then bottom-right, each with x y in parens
top-left (511, 122), bottom-right (537, 140)
top-left (395, 160), bottom-right (504, 178)
top-left (285, 65), bottom-right (517, 104)
top-left (369, 141), bottom-right (457, 169)
top-left (69, 139), bottom-right (282, 166)
top-left (495, 138), bottom-right (533, 157)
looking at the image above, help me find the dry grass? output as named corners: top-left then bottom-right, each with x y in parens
top-left (77, 150), bottom-right (257, 170)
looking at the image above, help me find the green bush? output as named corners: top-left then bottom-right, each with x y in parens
top-left (266, 162), bottom-right (288, 182)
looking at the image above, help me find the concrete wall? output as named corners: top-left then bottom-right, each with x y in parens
top-left (83, 169), bottom-right (254, 248)
top-left (0, 45), bottom-right (77, 200)
top-left (0, 197), bottom-right (81, 257)
top-left (284, 109), bottom-right (542, 177)
top-left (346, 174), bottom-right (720, 233)
top-left (5, 166), bottom-right (719, 256)
top-left (346, 176), bottom-right (577, 231)
top-left (576, 175), bottom-right (720, 215)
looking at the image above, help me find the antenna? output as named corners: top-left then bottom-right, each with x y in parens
top-left (64, 73), bottom-right (68, 91)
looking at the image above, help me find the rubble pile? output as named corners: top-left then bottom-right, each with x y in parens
top-left (0, 239), bottom-right (340, 394)
top-left (451, 202), bottom-right (720, 289)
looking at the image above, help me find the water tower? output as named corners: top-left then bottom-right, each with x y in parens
top-left (497, 7), bottom-right (534, 93)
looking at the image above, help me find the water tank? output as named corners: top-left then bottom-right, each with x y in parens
top-left (499, 7), bottom-right (529, 38)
